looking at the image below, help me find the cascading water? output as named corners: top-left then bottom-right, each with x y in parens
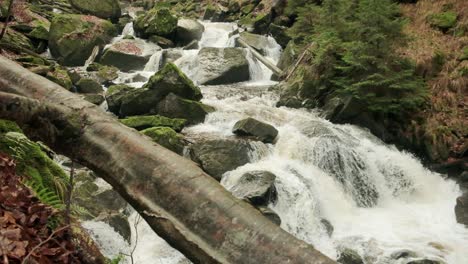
top-left (85, 21), bottom-right (468, 264)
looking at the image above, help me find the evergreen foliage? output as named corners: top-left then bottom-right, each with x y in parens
top-left (287, 0), bottom-right (427, 115)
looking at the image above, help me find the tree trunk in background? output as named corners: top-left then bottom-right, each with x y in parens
top-left (0, 55), bottom-right (335, 264)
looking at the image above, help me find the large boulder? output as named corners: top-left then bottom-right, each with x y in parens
top-left (455, 192), bottom-right (468, 227)
top-left (120, 115), bottom-right (186, 132)
top-left (100, 39), bottom-right (161, 72)
top-left (141, 127), bottom-right (185, 154)
top-left (224, 170), bottom-right (277, 206)
top-left (176, 18), bottom-right (205, 45)
top-left (119, 63), bottom-right (203, 117)
top-left (69, 0), bottom-right (121, 20)
top-left (190, 139), bottom-right (259, 180)
top-left (237, 32), bottom-right (271, 55)
top-left (233, 117), bottom-right (278, 143)
top-left (197, 47), bottom-right (250, 85)
top-left (48, 14), bottom-right (117, 66)
top-left (134, 7), bottom-right (178, 38)
top-left (156, 93), bottom-right (214, 125)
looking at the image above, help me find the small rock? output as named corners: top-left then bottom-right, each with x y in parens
top-left (233, 117), bottom-right (278, 143)
top-left (390, 249), bottom-right (418, 259)
top-left (320, 219), bottom-right (334, 237)
top-left (100, 39), bottom-right (161, 72)
top-left (157, 93), bottom-right (214, 125)
top-left (105, 84), bottom-right (135, 114)
top-left (141, 127), bottom-right (185, 154)
top-left (257, 206), bottom-right (281, 226)
top-left (82, 94), bottom-right (105, 105)
top-left (176, 18), bottom-right (205, 45)
top-left (119, 115), bottom-right (186, 132)
top-left (227, 170), bottom-right (277, 206)
top-left (455, 192), bottom-right (468, 226)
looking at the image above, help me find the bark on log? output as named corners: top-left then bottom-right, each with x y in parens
top-left (237, 38), bottom-right (284, 77)
top-left (0, 55), bottom-right (335, 264)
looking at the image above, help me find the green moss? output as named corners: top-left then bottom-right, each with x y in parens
top-left (141, 127), bottom-right (184, 154)
top-left (119, 115), bottom-right (187, 132)
top-left (460, 46), bottom-right (468, 61)
top-left (144, 62), bottom-right (202, 101)
top-left (0, 132), bottom-right (69, 199)
top-left (0, 119), bottom-right (22, 134)
top-left (46, 66), bottom-right (73, 90)
top-left (427, 11), bottom-right (458, 32)
top-left (134, 7), bottom-right (177, 37)
top-left (69, 0), bottom-right (121, 19)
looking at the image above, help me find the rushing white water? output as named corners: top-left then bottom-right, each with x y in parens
top-left (86, 22), bottom-right (468, 264)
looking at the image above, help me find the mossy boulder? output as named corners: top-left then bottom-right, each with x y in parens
top-left (144, 62), bottom-right (202, 100)
top-left (48, 14), bottom-right (117, 66)
top-left (0, 26), bottom-right (35, 51)
top-left (76, 78), bottom-right (103, 94)
top-left (119, 63), bottom-right (202, 117)
top-left (157, 93), bottom-right (214, 125)
top-left (81, 93), bottom-right (105, 105)
top-left (427, 11), bottom-right (458, 32)
top-left (197, 47), bottom-right (250, 85)
top-left (119, 115), bottom-right (187, 132)
top-left (69, 0), bottom-right (121, 20)
top-left (134, 7), bottom-right (178, 38)
top-left (105, 84), bottom-right (135, 114)
top-left (100, 39), bottom-right (161, 72)
top-left (45, 66), bottom-right (73, 90)
top-left (141, 127), bottom-right (185, 154)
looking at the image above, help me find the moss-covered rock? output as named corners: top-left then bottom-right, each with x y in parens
top-left (0, 26), bottom-right (35, 51)
top-left (144, 62), bottom-right (202, 100)
top-left (141, 127), bottom-right (185, 154)
top-left (427, 11), bottom-right (458, 32)
top-left (46, 66), bottom-right (73, 90)
top-left (118, 63), bottom-right (202, 116)
top-left (82, 93), bottom-right (105, 105)
top-left (100, 39), bottom-right (160, 72)
top-left (134, 7), bottom-right (178, 38)
top-left (70, 0), bottom-right (121, 20)
top-left (105, 84), bottom-right (135, 114)
top-left (76, 78), bottom-right (103, 94)
top-left (157, 93), bottom-right (215, 125)
top-left (48, 14), bottom-right (117, 66)
top-left (119, 115), bottom-right (187, 132)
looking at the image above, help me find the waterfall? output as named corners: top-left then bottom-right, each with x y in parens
top-left (84, 21), bottom-right (468, 264)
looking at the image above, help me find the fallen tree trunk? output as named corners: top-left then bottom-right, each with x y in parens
top-left (237, 37), bottom-right (284, 78)
top-left (0, 55), bottom-right (335, 264)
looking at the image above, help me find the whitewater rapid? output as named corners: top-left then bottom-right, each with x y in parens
top-left (84, 22), bottom-right (468, 264)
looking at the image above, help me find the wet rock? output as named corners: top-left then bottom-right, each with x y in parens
top-left (100, 214), bottom-right (131, 242)
top-left (120, 115), bottom-right (186, 132)
top-left (233, 117), bottom-right (278, 143)
top-left (141, 127), bottom-right (185, 154)
top-left (183, 40), bottom-right (199, 50)
top-left (45, 66), bottom-right (73, 90)
top-left (100, 39), bottom-right (161, 72)
top-left (190, 139), bottom-right (258, 180)
top-left (70, 0), bottom-right (121, 20)
top-left (161, 50), bottom-right (183, 66)
top-left (320, 219), bottom-right (334, 237)
top-left (337, 248), bottom-right (364, 264)
top-left (119, 63), bottom-right (202, 117)
top-left (390, 250), bottom-right (418, 259)
top-left (237, 32), bottom-right (271, 55)
top-left (149, 35), bottom-right (175, 48)
top-left (227, 171), bottom-right (277, 206)
top-left (76, 78), bottom-right (103, 94)
top-left (48, 14), bottom-right (117, 66)
top-left (407, 259), bottom-right (444, 264)
top-left (455, 192), bottom-right (468, 227)
top-left (197, 47), bottom-right (250, 85)
top-left (176, 18), bottom-right (205, 45)
top-left (105, 84), bottom-right (135, 114)
top-left (277, 41), bottom-right (298, 70)
top-left (134, 7), bottom-right (178, 38)
top-left (156, 93), bottom-right (214, 125)
top-left (257, 206), bottom-right (281, 225)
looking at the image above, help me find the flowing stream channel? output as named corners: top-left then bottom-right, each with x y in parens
top-left (82, 22), bottom-right (468, 264)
